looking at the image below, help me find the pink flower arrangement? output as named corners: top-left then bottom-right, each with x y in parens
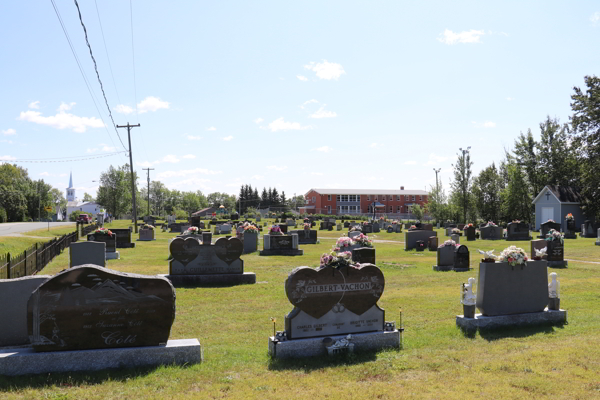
top-left (186, 226), bottom-right (199, 234)
top-left (303, 223), bottom-right (311, 229)
top-left (269, 225), bottom-right (282, 235)
top-left (94, 227), bottom-right (113, 236)
top-left (336, 237), bottom-right (354, 248)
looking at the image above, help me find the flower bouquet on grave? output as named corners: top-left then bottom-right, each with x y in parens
top-left (320, 251), bottom-right (358, 270)
top-left (544, 229), bottom-right (564, 244)
top-left (333, 236), bottom-right (354, 252)
top-left (304, 218), bottom-right (309, 223)
top-left (303, 222), bottom-right (311, 230)
top-left (93, 227), bottom-right (113, 236)
top-left (512, 219), bottom-right (521, 224)
top-left (565, 213), bottom-right (574, 221)
top-left (440, 239), bottom-right (460, 249)
top-left (547, 219), bottom-right (555, 223)
top-left (269, 225), bottom-right (283, 235)
top-left (477, 249), bottom-right (496, 263)
top-left (353, 233), bottom-right (373, 248)
top-left (244, 224), bottom-right (259, 234)
top-left (142, 224), bottom-right (154, 230)
top-left (409, 225), bottom-right (418, 230)
top-left (464, 223), bottom-right (474, 230)
top-left (485, 221), bottom-right (497, 227)
top-left (184, 226), bottom-right (200, 235)
top-left (497, 246), bottom-right (528, 267)
top-left (452, 228), bottom-right (461, 234)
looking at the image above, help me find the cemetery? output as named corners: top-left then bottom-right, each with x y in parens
top-left (0, 217), bottom-right (598, 398)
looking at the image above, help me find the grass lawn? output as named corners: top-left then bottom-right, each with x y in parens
top-left (1, 219), bottom-right (599, 399)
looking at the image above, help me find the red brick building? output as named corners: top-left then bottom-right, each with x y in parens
top-left (299, 187), bottom-right (429, 216)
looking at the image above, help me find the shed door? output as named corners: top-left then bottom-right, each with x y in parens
top-left (542, 207), bottom-right (554, 222)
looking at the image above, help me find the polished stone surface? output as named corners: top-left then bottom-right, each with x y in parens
top-left (111, 228), bottom-right (136, 248)
top-left (161, 272), bottom-right (256, 286)
top-left (70, 241), bottom-right (106, 268)
top-left (405, 230), bottom-right (438, 250)
top-left (454, 245), bottom-right (470, 271)
top-left (290, 229), bottom-right (318, 244)
top-left (480, 225), bottom-right (503, 240)
top-left (87, 233), bottom-right (116, 252)
top-left (351, 248), bottom-right (376, 264)
top-left (0, 339), bottom-right (202, 376)
top-left (27, 265), bottom-right (175, 352)
top-left (169, 237), bottom-right (244, 275)
top-left (456, 308), bottom-right (567, 331)
top-left (506, 222), bottom-right (532, 241)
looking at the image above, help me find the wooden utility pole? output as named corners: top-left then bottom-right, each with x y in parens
top-left (117, 123), bottom-right (140, 233)
top-left (143, 167), bottom-right (154, 217)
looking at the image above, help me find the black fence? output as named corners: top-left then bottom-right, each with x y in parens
top-left (0, 227), bottom-right (84, 280)
top-left (82, 223), bottom-right (99, 236)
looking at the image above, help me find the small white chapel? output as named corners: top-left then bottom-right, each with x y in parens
top-left (65, 173), bottom-right (103, 220)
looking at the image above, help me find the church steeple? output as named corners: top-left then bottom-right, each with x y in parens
top-left (68, 172), bottom-right (73, 189)
top-left (66, 172), bottom-right (75, 202)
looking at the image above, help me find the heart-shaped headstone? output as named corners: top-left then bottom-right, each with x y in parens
top-left (169, 237), bottom-right (201, 266)
top-left (285, 264), bottom-right (384, 319)
top-left (214, 237), bottom-right (243, 265)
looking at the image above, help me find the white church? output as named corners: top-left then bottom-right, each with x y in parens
top-left (65, 173), bottom-right (104, 220)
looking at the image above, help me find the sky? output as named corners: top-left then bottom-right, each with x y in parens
top-left (1, 1), bottom-right (599, 201)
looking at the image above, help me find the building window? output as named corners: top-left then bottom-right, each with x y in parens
top-left (336, 195), bottom-right (341, 202)
top-left (389, 206), bottom-right (393, 212)
top-left (340, 195), bottom-right (348, 202)
top-left (382, 195), bottom-right (386, 201)
top-left (312, 196), bottom-right (316, 203)
top-left (397, 205), bottom-right (401, 212)
top-left (397, 195), bottom-right (400, 201)
top-left (405, 195), bottom-right (409, 201)
top-left (375, 196), bottom-right (378, 201)
top-left (412, 196), bottom-right (415, 201)
top-left (419, 195), bottom-right (422, 201)
top-left (327, 205), bottom-right (331, 214)
top-left (328, 195), bottom-right (331, 201)
top-left (367, 195), bottom-right (371, 201)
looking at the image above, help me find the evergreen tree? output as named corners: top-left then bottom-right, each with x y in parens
top-left (451, 148), bottom-right (474, 223)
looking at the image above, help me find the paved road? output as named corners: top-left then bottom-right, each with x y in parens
top-left (0, 222), bottom-right (76, 236)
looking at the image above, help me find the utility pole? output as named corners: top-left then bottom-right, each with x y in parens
top-left (143, 167), bottom-right (154, 217)
top-left (117, 123), bottom-right (140, 233)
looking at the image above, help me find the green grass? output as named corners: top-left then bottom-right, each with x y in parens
top-left (1, 220), bottom-right (599, 400)
top-left (20, 223), bottom-right (78, 238)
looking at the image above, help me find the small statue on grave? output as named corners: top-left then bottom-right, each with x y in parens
top-left (548, 272), bottom-right (560, 298)
top-left (461, 277), bottom-right (476, 306)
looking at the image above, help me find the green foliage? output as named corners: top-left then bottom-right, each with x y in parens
top-left (411, 204), bottom-right (424, 221)
top-left (0, 207), bottom-right (6, 223)
top-left (82, 192), bottom-right (94, 202)
top-left (451, 148), bottom-right (474, 223)
top-left (69, 210), bottom-right (92, 222)
top-left (172, 208), bottom-right (188, 219)
top-left (472, 163), bottom-right (503, 223)
top-left (501, 163), bottom-right (533, 222)
top-left (96, 165), bottom-right (129, 218)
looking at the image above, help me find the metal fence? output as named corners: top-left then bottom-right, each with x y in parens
top-left (82, 223), bottom-right (99, 236)
top-left (0, 229), bottom-right (79, 280)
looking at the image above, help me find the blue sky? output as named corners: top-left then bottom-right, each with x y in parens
top-left (1, 1), bottom-right (599, 200)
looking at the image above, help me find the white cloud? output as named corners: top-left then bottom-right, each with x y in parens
top-left (312, 146), bottom-right (333, 153)
top-left (304, 60), bottom-right (346, 80)
top-left (309, 106), bottom-right (337, 119)
top-left (182, 154), bottom-right (196, 159)
top-left (0, 139), bottom-right (13, 144)
top-left (157, 168), bottom-right (222, 179)
top-left (222, 135), bottom-right (233, 141)
top-left (423, 153), bottom-right (448, 166)
top-left (251, 175), bottom-right (264, 180)
top-left (115, 104), bottom-right (134, 114)
top-left (267, 117), bottom-right (312, 132)
top-left (0, 155), bottom-right (16, 161)
top-left (404, 160), bottom-right (417, 165)
top-left (39, 172), bottom-right (51, 176)
top-left (28, 101), bottom-right (40, 109)
top-left (186, 135), bottom-right (202, 141)
top-left (254, 118), bottom-right (264, 124)
top-left (206, 126), bottom-right (217, 131)
top-left (296, 75), bottom-right (308, 81)
top-left (137, 96), bottom-right (169, 114)
top-left (311, 172), bottom-right (323, 176)
top-left (370, 143), bottom-right (378, 148)
top-left (267, 165), bottom-right (288, 171)
top-left (86, 145), bottom-right (116, 153)
top-left (137, 161), bottom-right (154, 168)
top-left (437, 29), bottom-right (485, 45)
top-left (58, 102), bottom-right (76, 112)
top-left (506, 97), bottom-right (514, 101)
top-left (2, 129), bottom-right (16, 136)
top-left (18, 104), bottom-right (104, 133)
top-left (161, 154), bottom-right (180, 163)
top-left (591, 12), bottom-right (600, 24)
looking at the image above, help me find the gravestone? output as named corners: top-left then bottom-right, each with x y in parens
top-left (454, 245), bottom-right (470, 271)
top-left (530, 239), bottom-right (547, 259)
top-left (278, 224), bottom-right (288, 234)
top-left (539, 221), bottom-right (561, 239)
top-left (166, 236), bottom-right (255, 285)
top-left (405, 230), bottom-right (438, 250)
top-left (564, 219), bottom-right (576, 239)
top-left (372, 223), bottom-right (380, 233)
top-left (286, 219), bottom-right (295, 226)
top-left (344, 222), bottom-right (350, 228)
top-left (243, 231), bottom-right (258, 254)
top-left (0, 275), bottom-right (51, 346)
top-left (434, 244), bottom-right (455, 271)
top-left (351, 247), bottom-right (376, 264)
top-left (138, 228), bottom-right (155, 241)
top-left (547, 240), bottom-right (567, 267)
top-left (427, 236), bottom-right (438, 251)
top-left (582, 220), bottom-right (597, 238)
top-left (506, 222), bottom-right (531, 241)
top-left (457, 224), bottom-right (466, 230)
top-left (336, 223), bottom-right (342, 231)
top-left (415, 240), bottom-right (425, 251)
top-left (362, 224), bottom-right (373, 234)
top-left (451, 234), bottom-right (460, 244)
top-left (112, 228), bottom-right (136, 248)
top-left (219, 224), bottom-right (232, 234)
top-left (170, 223), bottom-right (184, 233)
top-left (348, 231), bottom-right (362, 240)
top-left (260, 234), bottom-right (303, 256)
top-left (28, 264), bottom-right (175, 352)
top-left (199, 221), bottom-right (206, 229)
top-left (480, 225), bottom-right (503, 240)
top-left (387, 226), bottom-right (394, 233)
top-left (421, 224), bottom-right (433, 231)
top-left (70, 241), bottom-right (106, 268)
top-left (290, 229), bottom-right (318, 244)
top-left (256, 215), bottom-right (261, 222)
top-left (87, 232), bottom-right (119, 260)
top-left (465, 226), bottom-right (476, 241)
top-left (597, 228), bottom-right (600, 246)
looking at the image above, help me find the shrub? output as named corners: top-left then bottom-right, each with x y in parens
top-left (0, 207), bottom-right (6, 223)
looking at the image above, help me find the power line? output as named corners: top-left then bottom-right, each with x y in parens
top-left (93, 0), bottom-right (121, 105)
top-left (49, 0), bottom-right (120, 156)
top-left (73, 0), bottom-right (127, 153)
top-left (2, 151), bottom-right (128, 163)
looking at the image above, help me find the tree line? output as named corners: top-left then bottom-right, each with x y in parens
top-left (427, 75), bottom-right (600, 224)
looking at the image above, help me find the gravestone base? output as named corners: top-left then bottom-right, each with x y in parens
top-left (547, 260), bottom-right (568, 268)
top-left (259, 249), bottom-right (303, 256)
top-left (456, 308), bottom-right (567, 331)
top-left (453, 267), bottom-right (471, 272)
top-left (0, 339), bottom-right (202, 376)
top-left (432, 265), bottom-right (453, 272)
top-left (596, 240), bottom-right (600, 246)
top-left (105, 251), bottom-right (120, 260)
top-left (268, 329), bottom-right (402, 359)
top-left (136, 238), bottom-right (156, 241)
top-left (506, 236), bottom-right (532, 241)
top-left (563, 233), bottom-right (577, 239)
top-left (160, 272), bottom-right (256, 286)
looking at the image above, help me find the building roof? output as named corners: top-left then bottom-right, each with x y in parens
top-left (306, 188), bottom-right (429, 196)
top-left (191, 207), bottom-right (216, 217)
top-left (532, 185), bottom-right (583, 204)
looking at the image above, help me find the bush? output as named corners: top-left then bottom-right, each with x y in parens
top-left (0, 207), bottom-right (6, 223)
top-left (173, 208), bottom-right (188, 220)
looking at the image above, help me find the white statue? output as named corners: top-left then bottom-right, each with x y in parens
top-left (461, 277), bottom-right (476, 305)
top-left (548, 272), bottom-right (560, 298)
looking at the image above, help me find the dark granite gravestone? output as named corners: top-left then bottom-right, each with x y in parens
top-left (415, 240), bottom-right (425, 251)
top-left (199, 221), bottom-right (205, 229)
top-left (530, 239), bottom-right (547, 259)
top-left (480, 225), bottom-right (503, 240)
top-left (539, 221), bottom-right (561, 238)
top-left (372, 223), bottom-right (380, 233)
top-left (87, 233), bottom-right (116, 253)
top-left (271, 235), bottom-right (292, 249)
top-left (138, 228), bottom-right (155, 241)
top-left (260, 234), bottom-right (303, 256)
top-left (564, 219), bottom-right (576, 239)
top-left (387, 226), bottom-right (394, 233)
top-left (362, 224), bottom-right (373, 234)
top-left (284, 264), bottom-right (385, 339)
top-left (434, 245), bottom-right (455, 271)
top-left (243, 231), bottom-right (258, 254)
top-left (582, 220), bottom-right (597, 238)
top-left (111, 228), bottom-right (136, 248)
top-left (169, 237), bottom-right (244, 275)
top-left (546, 240), bottom-right (567, 267)
top-left (278, 224), bottom-right (288, 234)
top-left (421, 224), bottom-right (433, 231)
top-left (465, 226), bottom-right (476, 241)
top-left (405, 230), bottom-right (437, 250)
top-left (457, 224), bottom-right (465, 230)
top-left (351, 247), bottom-right (376, 264)
top-left (70, 242), bottom-right (106, 268)
top-left (27, 264), bottom-right (175, 352)
top-left (454, 245), bottom-right (470, 271)
top-left (506, 222), bottom-right (531, 241)
top-left (427, 236), bottom-right (438, 251)
top-left (344, 222), bottom-right (350, 228)
top-left (290, 229), bottom-right (318, 244)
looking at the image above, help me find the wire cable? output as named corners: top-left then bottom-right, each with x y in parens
top-left (93, 0), bottom-right (121, 105)
top-left (2, 151), bottom-right (128, 163)
top-left (73, 0), bottom-right (127, 153)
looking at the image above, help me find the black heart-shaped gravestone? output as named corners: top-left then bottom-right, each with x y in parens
top-left (214, 237), bottom-right (243, 265)
top-left (169, 237), bottom-right (201, 266)
top-left (285, 264), bottom-right (384, 319)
